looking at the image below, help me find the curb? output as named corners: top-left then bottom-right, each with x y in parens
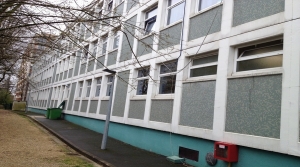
top-left (27, 115), bottom-right (112, 167)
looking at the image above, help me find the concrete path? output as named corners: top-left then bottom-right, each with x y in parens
top-left (25, 112), bottom-right (184, 167)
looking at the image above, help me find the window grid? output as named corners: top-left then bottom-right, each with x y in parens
top-left (167, 0), bottom-right (185, 25)
top-left (159, 61), bottom-right (177, 94)
top-left (95, 77), bottom-right (102, 97)
top-left (86, 80), bottom-right (92, 97)
top-left (144, 7), bottom-right (157, 35)
top-left (106, 75), bottom-right (114, 96)
top-left (136, 68), bottom-right (150, 95)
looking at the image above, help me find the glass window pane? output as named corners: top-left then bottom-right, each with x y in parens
top-left (138, 68), bottom-right (150, 78)
top-left (160, 61), bottom-right (177, 74)
top-left (106, 84), bottom-right (112, 96)
top-left (113, 35), bottom-right (119, 49)
top-left (97, 78), bottom-right (102, 84)
top-left (108, 76), bottom-right (114, 82)
top-left (146, 7), bottom-right (157, 19)
top-left (192, 55), bottom-right (218, 66)
top-left (241, 45), bottom-right (283, 57)
top-left (145, 18), bottom-right (156, 34)
top-left (102, 42), bottom-right (107, 55)
top-left (86, 87), bottom-right (91, 97)
top-left (167, 2), bottom-right (185, 25)
top-left (95, 85), bottom-right (101, 96)
top-left (199, 0), bottom-right (220, 11)
top-left (159, 75), bottom-right (176, 94)
top-left (237, 55), bottom-right (283, 72)
top-left (190, 65), bottom-right (218, 77)
top-left (137, 79), bottom-right (148, 95)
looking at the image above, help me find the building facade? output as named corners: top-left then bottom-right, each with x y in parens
top-left (27, 0), bottom-right (300, 166)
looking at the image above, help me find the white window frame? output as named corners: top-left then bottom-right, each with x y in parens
top-left (233, 39), bottom-right (283, 76)
top-left (101, 36), bottom-right (108, 55)
top-left (144, 6), bottom-right (157, 35)
top-left (197, 0), bottom-right (221, 12)
top-left (136, 68), bottom-right (150, 96)
top-left (106, 75), bottom-right (114, 96)
top-left (86, 79), bottom-right (92, 97)
top-left (77, 81), bottom-right (84, 98)
top-left (166, 0), bottom-right (185, 26)
top-left (94, 77), bottom-right (102, 97)
top-left (92, 40), bottom-right (98, 58)
top-left (188, 53), bottom-right (218, 79)
top-left (157, 61), bottom-right (177, 95)
top-left (112, 29), bottom-right (121, 50)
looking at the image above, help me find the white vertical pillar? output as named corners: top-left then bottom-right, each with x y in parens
top-left (280, 0), bottom-right (300, 155)
top-left (212, 0), bottom-right (234, 140)
top-left (171, 0), bottom-right (191, 132)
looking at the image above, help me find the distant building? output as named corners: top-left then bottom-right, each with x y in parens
top-left (27, 0), bottom-right (300, 167)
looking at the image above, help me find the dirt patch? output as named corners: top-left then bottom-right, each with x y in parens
top-left (0, 110), bottom-right (102, 167)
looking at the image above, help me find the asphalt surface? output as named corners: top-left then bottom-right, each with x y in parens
top-left (24, 112), bottom-right (185, 167)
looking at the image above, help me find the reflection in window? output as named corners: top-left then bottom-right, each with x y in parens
top-left (136, 68), bottom-right (149, 95)
top-left (86, 80), bottom-right (92, 97)
top-left (236, 39), bottom-right (283, 72)
top-left (106, 75), bottom-right (114, 96)
top-left (95, 77), bottom-right (102, 97)
top-left (167, 0), bottom-right (185, 25)
top-left (190, 54), bottom-right (218, 77)
top-left (199, 0), bottom-right (220, 11)
top-left (159, 61), bottom-right (177, 94)
top-left (144, 7), bottom-right (157, 35)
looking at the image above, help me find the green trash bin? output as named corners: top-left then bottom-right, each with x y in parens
top-left (48, 108), bottom-right (62, 120)
top-left (46, 108), bottom-right (51, 119)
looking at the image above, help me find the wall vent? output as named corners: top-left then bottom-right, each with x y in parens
top-left (179, 146), bottom-right (199, 161)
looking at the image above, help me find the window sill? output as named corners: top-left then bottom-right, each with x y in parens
top-left (90, 97), bottom-right (99, 100)
top-left (108, 48), bottom-right (118, 53)
top-left (229, 68), bottom-right (283, 79)
top-left (131, 95), bottom-right (147, 100)
top-left (184, 75), bottom-right (217, 83)
top-left (160, 20), bottom-right (182, 32)
top-left (82, 97), bottom-right (89, 100)
top-left (74, 97), bottom-right (81, 100)
top-left (152, 94), bottom-right (174, 100)
top-left (101, 96), bottom-right (110, 100)
top-left (190, 2), bottom-right (223, 19)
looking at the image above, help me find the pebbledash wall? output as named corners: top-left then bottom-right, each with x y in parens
top-left (27, 0), bottom-right (300, 167)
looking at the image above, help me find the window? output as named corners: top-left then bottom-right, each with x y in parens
top-left (190, 54), bottom-right (218, 77)
top-left (82, 45), bottom-right (89, 61)
top-left (107, 0), bottom-right (113, 11)
top-left (159, 61), bottom-right (177, 94)
top-left (236, 39), bottom-right (283, 72)
top-left (78, 81), bottom-right (83, 97)
top-left (144, 7), bottom-right (157, 35)
top-left (199, 0), bottom-right (220, 11)
top-left (95, 77), bottom-right (102, 97)
top-left (86, 80), bottom-right (92, 97)
top-left (65, 84), bottom-right (70, 98)
top-left (167, 0), bottom-right (185, 25)
top-left (92, 40), bottom-right (98, 57)
top-left (112, 29), bottom-right (120, 49)
top-left (102, 36), bottom-right (108, 55)
top-left (136, 68), bottom-right (149, 95)
top-left (106, 75), bottom-right (114, 96)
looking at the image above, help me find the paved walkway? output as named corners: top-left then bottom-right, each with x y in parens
top-left (23, 112), bottom-right (184, 167)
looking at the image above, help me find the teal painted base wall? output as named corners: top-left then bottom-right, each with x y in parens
top-left (29, 108), bottom-right (300, 167)
top-left (28, 107), bottom-right (47, 115)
